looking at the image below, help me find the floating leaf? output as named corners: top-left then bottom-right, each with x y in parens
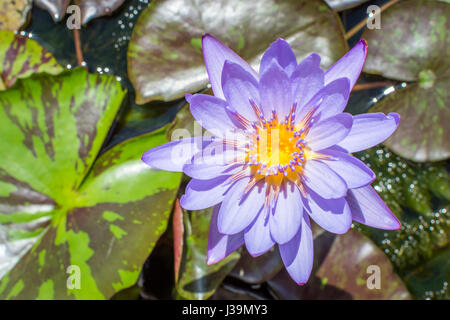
top-left (34, 0), bottom-right (70, 22)
top-left (0, 0), bottom-right (32, 32)
top-left (175, 208), bottom-right (240, 300)
top-left (229, 247), bottom-right (282, 285)
top-left (268, 230), bottom-right (411, 299)
top-left (36, 0), bottom-right (127, 25)
top-left (325, 0), bottom-right (370, 11)
top-left (363, 0), bottom-right (450, 162)
top-left (128, 0), bottom-right (347, 103)
top-left (0, 68), bottom-right (182, 299)
top-left (0, 30), bottom-right (63, 90)
top-left (78, 0), bottom-right (127, 25)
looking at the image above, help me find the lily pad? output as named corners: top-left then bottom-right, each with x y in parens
top-left (128, 0), bottom-right (348, 103)
top-left (325, 0), bottom-right (370, 11)
top-left (0, 0), bottom-right (32, 32)
top-left (0, 68), bottom-right (182, 299)
top-left (36, 0), bottom-right (127, 25)
top-left (0, 30), bottom-right (63, 90)
top-left (229, 247), bottom-right (283, 284)
top-left (362, 0), bottom-right (450, 162)
top-left (175, 207), bottom-right (240, 300)
top-left (268, 230), bottom-right (411, 299)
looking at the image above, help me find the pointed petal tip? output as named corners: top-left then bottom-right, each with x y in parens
top-left (185, 93), bottom-right (193, 103)
top-left (388, 112), bottom-right (401, 125)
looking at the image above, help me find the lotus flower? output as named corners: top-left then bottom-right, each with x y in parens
top-left (142, 35), bottom-right (401, 285)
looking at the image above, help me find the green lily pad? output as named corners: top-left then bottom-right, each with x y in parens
top-left (128, 0), bottom-right (348, 103)
top-left (36, 0), bottom-right (127, 25)
top-left (268, 230), bottom-right (411, 299)
top-left (0, 30), bottom-right (63, 90)
top-left (175, 208), bottom-right (240, 300)
top-left (362, 0), bottom-right (450, 162)
top-left (0, 68), bottom-right (182, 299)
top-left (0, 0), bottom-right (32, 32)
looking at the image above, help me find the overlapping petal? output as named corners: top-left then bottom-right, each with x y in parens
top-left (180, 174), bottom-right (234, 210)
top-left (203, 34), bottom-right (258, 99)
top-left (188, 93), bottom-right (242, 136)
top-left (291, 53), bottom-right (324, 113)
top-left (303, 159), bottom-right (348, 199)
top-left (218, 178), bottom-right (265, 235)
top-left (259, 38), bottom-right (297, 77)
top-left (320, 148), bottom-right (375, 188)
top-left (259, 60), bottom-right (293, 119)
top-left (269, 181), bottom-right (303, 244)
top-left (306, 113), bottom-right (353, 151)
top-left (279, 212), bottom-right (313, 285)
top-left (303, 190), bottom-right (352, 234)
top-left (244, 205), bottom-right (275, 257)
top-left (207, 205), bottom-right (245, 265)
top-left (337, 112), bottom-right (401, 153)
top-left (221, 60), bottom-right (260, 122)
top-left (142, 136), bottom-right (215, 172)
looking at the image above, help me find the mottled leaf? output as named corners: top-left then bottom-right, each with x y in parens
top-left (0, 0), bottom-right (32, 32)
top-left (175, 208), bottom-right (240, 300)
top-left (128, 0), bottom-right (348, 103)
top-left (0, 68), bottom-right (182, 299)
top-left (0, 30), bottom-right (63, 90)
top-left (268, 230), bottom-right (411, 299)
top-left (363, 0), bottom-right (450, 161)
top-left (34, 0), bottom-right (70, 22)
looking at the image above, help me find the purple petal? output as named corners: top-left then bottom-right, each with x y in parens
top-left (347, 185), bottom-right (401, 230)
top-left (306, 113), bottom-right (353, 151)
top-left (297, 78), bottom-right (350, 123)
top-left (221, 60), bottom-right (260, 122)
top-left (303, 190), bottom-right (352, 234)
top-left (320, 148), bottom-right (375, 188)
top-left (269, 181), bottom-right (303, 244)
top-left (202, 34), bottom-right (258, 99)
top-left (218, 178), bottom-right (264, 235)
top-left (244, 206), bottom-right (275, 257)
top-left (207, 205), bottom-right (244, 265)
top-left (324, 39), bottom-right (367, 89)
top-left (259, 60), bottom-right (293, 118)
top-left (303, 159), bottom-right (347, 199)
top-left (180, 175), bottom-right (235, 210)
top-left (142, 137), bottom-right (214, 172)
top-left (189, 94), bottom-right (241, 136)
top-left (279, 212), bottom-right (313, 285)
top-left (260, 38), bottom-right (297, 77)
top-left (291, 53), bottom-right (324, 113)
top-left (183, 162), bottom-right (243, 180)
top-left (337, 112), bottom-right (401, 153)
top-left (195, 139), bottom-right (247, 166)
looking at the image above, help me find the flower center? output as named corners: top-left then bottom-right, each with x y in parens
top-left (243, 102), bottom-right (316, 182)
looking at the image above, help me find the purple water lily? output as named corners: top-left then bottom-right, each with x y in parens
top-left (142, 34), bottom-right (401, 285)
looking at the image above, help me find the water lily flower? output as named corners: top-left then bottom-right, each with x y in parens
top-left (142, 34), bottom-right (401, 285)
